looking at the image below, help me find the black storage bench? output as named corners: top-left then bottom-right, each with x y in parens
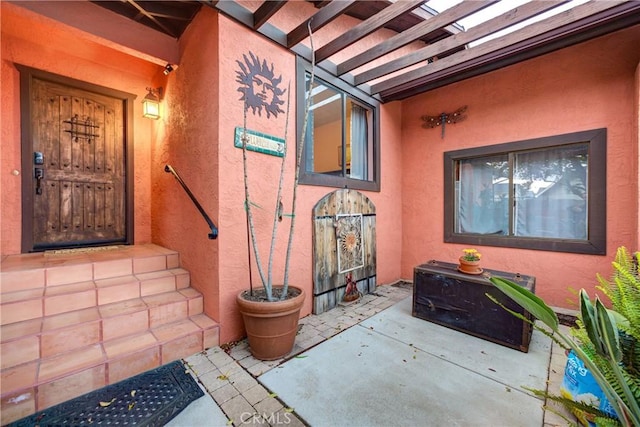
top-left (412, 260), bottom-right (536, 352)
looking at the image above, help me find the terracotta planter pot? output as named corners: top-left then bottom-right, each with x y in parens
top-left (236, 286), bottom-right (306, 360)
top-left (458, 257), bottom-right (482, 274)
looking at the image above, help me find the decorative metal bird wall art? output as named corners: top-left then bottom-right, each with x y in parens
top-left (421, 105), bottom-right (468, 139)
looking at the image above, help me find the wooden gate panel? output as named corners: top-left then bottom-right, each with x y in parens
top-left (363, 214), bottom-right (377, 278)
top-left (313, 217), bottom-right (338, 295)
top-left (312, 189), bottom-right (376, 314)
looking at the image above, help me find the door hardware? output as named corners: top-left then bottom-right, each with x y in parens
top-left (34, 151), bottom-right (44, 165)
top-left (35, 168), bottom-right (44, 195)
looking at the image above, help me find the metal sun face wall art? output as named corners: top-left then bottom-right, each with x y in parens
top-left (236, 52), bottom-right (286, 119)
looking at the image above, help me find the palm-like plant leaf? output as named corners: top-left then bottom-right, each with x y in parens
top-left (580, 291), bottom-right (603, 355)
top-left (594, 296), bottom-right (621, 362)
top-left (489, 251), bottom-right (640, 427)
top-left (489, 276), bottom-right (558, 330)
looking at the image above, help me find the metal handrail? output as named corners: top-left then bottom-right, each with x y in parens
top-left (164, 164), bottom-right (218, 239)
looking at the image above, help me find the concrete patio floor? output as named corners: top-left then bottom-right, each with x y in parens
top-left (170, 283), bottom-right (574, 426)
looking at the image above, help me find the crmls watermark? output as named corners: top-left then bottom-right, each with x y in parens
top-left (240, 411), bottom-right (293, 425)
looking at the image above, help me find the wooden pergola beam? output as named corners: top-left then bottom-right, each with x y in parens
top-left (286, 0), bottom-right (358, 48)
top-left (315, 0), bottom-right (424, 63)
top-left (253, 1), bottom-right (286, 29)
top-left (336, 0), bottom-right (499, 75)
top-left (374, 0), bottom-right (636, 99)
top-left (354, 0), bottom-right (569, 85)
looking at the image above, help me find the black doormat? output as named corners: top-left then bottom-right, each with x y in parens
top-left (9, 361), bottom-right (204, 426)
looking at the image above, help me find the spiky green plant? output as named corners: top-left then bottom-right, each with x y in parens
top-left (488, 247), bottom-right (640, 427)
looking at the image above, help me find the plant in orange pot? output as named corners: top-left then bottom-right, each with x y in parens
top-left (235, 27), bottom-right (316, 360)
top-left (458, 248), bottom-right (482, 275)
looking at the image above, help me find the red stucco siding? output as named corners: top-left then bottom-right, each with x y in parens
top-left (400, 25), bottom-right (640, 308)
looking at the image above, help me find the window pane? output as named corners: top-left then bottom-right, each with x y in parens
top-left (513, 144), bottom-right (588, 239)
top-left (444, 129), bottom-right (605, 254)
top-left (298, 57), bottom-right (380, 192)
top-left (456, 155), bottom-right (509, 235)
top-left (306, 77), bottom-right (342, 175)
top-left (348, 100), bottom-right (370, 180)
top-left (304, 73), bottom-right (373, 180)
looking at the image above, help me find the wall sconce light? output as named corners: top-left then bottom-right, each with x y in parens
top-left (142, 87), bottom-right (162, 120)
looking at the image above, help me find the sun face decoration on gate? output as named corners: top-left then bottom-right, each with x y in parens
top-left (236, 52), bottom-right (286, 119)
top-left (335, 214), bottom-right (364, 274)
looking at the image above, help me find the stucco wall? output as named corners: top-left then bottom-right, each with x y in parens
top-left (0, 3), bottom-right (159, 254)
top-left (400, 25), bottom-right (640, 308)
top-left (153, 7), bottom-right (405, 343)
top-left (150, 7), bottom-right (221, 324)
top-left (214, 14), bottom-right (403, 342)
top-left (7, 1), bottom-right (636, 344)
top-left (0, 2), bottom-right (405, 344)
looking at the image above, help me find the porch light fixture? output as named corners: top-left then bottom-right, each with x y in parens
top-left (142, 87), bottom-right (162, 120)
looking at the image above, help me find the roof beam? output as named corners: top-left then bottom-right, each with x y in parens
top-left (373, 0), bottom-right (635, 97)
top-left (354, 0), bottom-right (569, 85)
top-left (253, 1), bottom-right (286, 29)
top-left (131, 2), bottom-right (198, 20)
top-left (337, 0), bottom-right (499, 76)
top-left (286, 0), bottom-right (358, 48)
top-left (315, 0), bottom-right (424, 62)
top-left (410, 4), bottom-right (464, 36)
top-left (125, 0), bottom-right (177, 38)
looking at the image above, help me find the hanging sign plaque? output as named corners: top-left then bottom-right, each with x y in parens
top-left (234, 127), bottom-right (285, 157)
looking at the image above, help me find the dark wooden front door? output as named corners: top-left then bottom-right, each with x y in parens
top-left (21, 69), bottom-right (133, 251)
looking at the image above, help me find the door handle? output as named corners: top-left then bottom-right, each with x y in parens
top-left (35, 168), bottom-right (44, 195)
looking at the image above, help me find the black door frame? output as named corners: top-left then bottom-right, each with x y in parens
top-left (17, 65), bottom-right (136, 252)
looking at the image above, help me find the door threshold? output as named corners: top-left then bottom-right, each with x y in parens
top-left (44, 245), bottom-right (122, 256)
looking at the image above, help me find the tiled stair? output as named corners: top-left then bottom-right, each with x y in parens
top-left (0, 244), bottom-right (219, 425)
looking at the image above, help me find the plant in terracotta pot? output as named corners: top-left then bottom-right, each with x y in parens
top-left (235, 27), bottom-right (316, 360)
top-left (458, 248), bottom-right (482, 274)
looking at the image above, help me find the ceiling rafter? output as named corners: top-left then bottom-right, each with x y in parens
top-left (134, 2), bottom-right (197, 20)
top-left (315, 0), bottom-right (424, 62)
top-left (253, 1), bottom-right (286, 29)
top-left (375, 0), bottom-right (639, 99)
top-left (286, 0), bottom-right (358, 48)
top-left (353, 0), bottom-right (569, 85)
top-left (92, 1), bottom-right (202, 40)
top-left (336, 0), bottom-right (499, 75)
top-left (92, 0), bottom-right (640, 102)
top-left (125, 0), bottom-right (177, 38)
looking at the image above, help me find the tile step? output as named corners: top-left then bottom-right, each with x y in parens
top-left (0, 244), bottom-right (181, 294)
top-left (0, 268), bottom-right (191, 326)
top-left (1, 289), bottom-right (205, 366)
top-left (0, 314), bottom-right (219, 425)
